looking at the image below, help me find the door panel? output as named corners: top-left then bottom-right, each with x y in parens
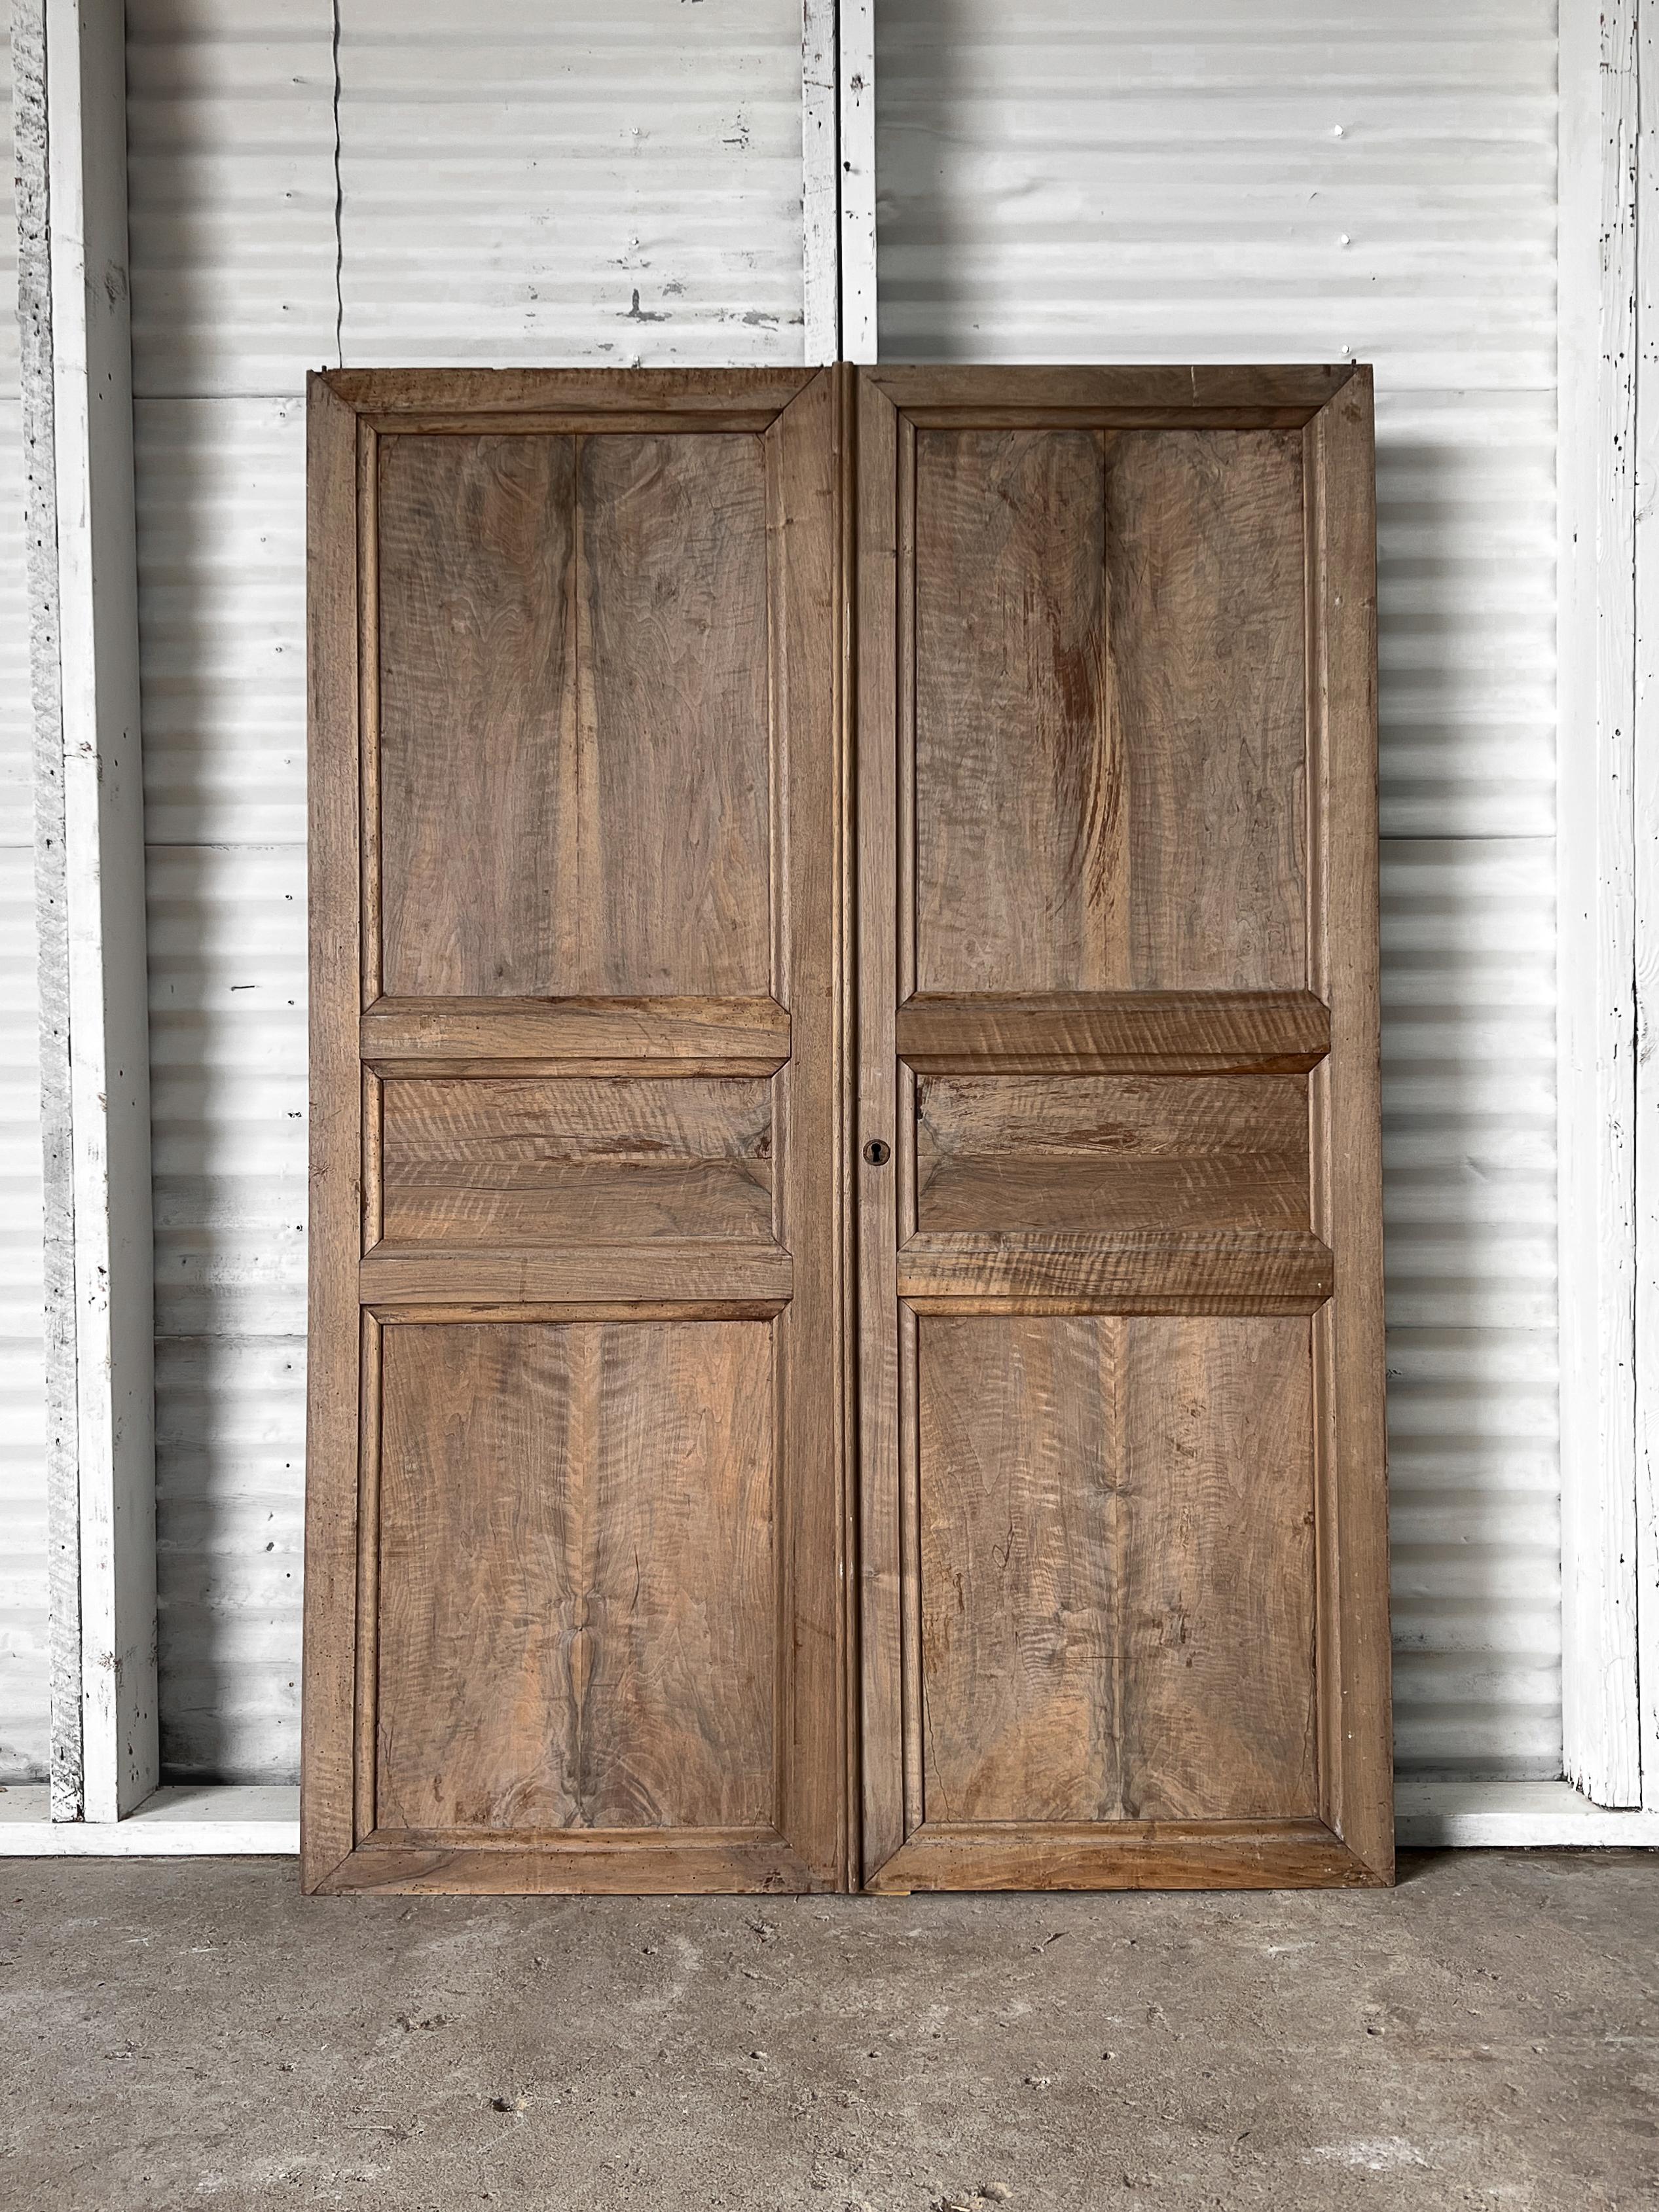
top-left (379, 1076), bottom-right (774, 1247)
top-left (376, 1320), bottom-right (775, 1834)
top-left (914, 1073), bottom-right (1310, 1235)
top-left (915, 1315), bottom-right (1317, 1827)
top-left (856, 365), bottom-right (1390, 1893)
top-left (912, 425), bottom-right (1307, 995)
top-left (304, 369), bottom-right (847, 1895)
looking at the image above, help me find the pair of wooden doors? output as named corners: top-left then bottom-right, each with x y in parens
top-left (302, 365), bottom-right (1391, 1896)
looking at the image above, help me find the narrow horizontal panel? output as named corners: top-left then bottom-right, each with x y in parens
top-left (321, 1827), bottom-right (814, 1895)
top-left (917, 1074), bottom-right (1309, 1234)
top-left (867, 1819), bottom-right (1380, 1893)
top-left (362, 996), bottom-right (790, 1074)
top-left (896, 1230), bottom-right (1332, 1311)
top-left (380, 1076), bottom-right (773, 1247)
top-left (370, 1303), bottom-right (788, 1325)
top-left (366, 411), bottom-right (784, 438)
top-left (328, 368), bottom-right (812, 416)
top-left (868, 364), bottom-right (1354, 420)
top-left (896, 991), bottom-right (1329, 1074)
top-left (361, 1242), bottom-right (792, 1305)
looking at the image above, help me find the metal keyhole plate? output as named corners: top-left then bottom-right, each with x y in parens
top-left (864, 1138), bottom-right (891, 1167)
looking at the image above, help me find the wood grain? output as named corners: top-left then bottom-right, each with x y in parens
top-left (766, 369), bottom-right (851, 1887)
top-left (379, 1077), bottom-right (773, 1247)
top-left (914, 428), bottom-right (1123, 992)
top-left (1304, 371), bottom-right (1393, 1880)
top-left (318, 1828), bottom-right (816, 1896)
top-left (915, 1316), bottom-right (1317, 1831)
top-left (918, 1319), bottom-right (1118, 1822)
top-left (378, 434), bottom-right (575, 996)
top-left (361, 1243), bottom-right (791, 1306)
top-left (577, 434), bottom-right (771, 994)
top-left (1107, 429), bottom-right (1308, 988)
top-left (377, 433), bottom-right (773, 998)
top-left (896, 990), bottom-right (1328, 1075)
top-left (307, 369), bottom-right (850, 1897)
top-left (327, 366), bottom-right (813, 418)
top-left (864, 1819), bottom-right (1385, 1895)
top-left (362, 996), bottom-right (788, 1074)
top-left (301, 375), bottom-right (365, 1891)
top-left (864, 364), bottom-right (1357, 424)
top-left (908, 427), bottom-right (1307, 997)
top-left (896, 1231), bottom-right (1332, 1311)
top-left (375, 1322), bottom-right (775, 1832)
top-left (916, 1074), bottom-right (1309, 1235)
top-left (854, 367), bottom-right (905, 1879)
top-left (1116, 1318), bottom-right (1317, 1819)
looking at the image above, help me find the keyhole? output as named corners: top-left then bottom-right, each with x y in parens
top-left (864, 1138), bottom-right (891, 1167)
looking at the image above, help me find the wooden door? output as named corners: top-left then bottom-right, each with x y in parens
top-left (854, 367), bottom-right (1392, 1891)
top-left (305, 363), bottom-right (1389, 1896)
top-left (302, 370), bottom-right (850, 1894)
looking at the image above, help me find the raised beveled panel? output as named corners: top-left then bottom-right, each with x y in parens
top-left (915, 1074), bottom-right (1309, 1235)
top-left (911, 426), bottom-right (1307, 993)
top-left (379, 1077), bottom-right (774, 1248)
top-left (375, 1321), bottom-right (775, 1834)
top-left (917, 1316), bottom-right (1317, 1827)
top-left (377, 430), bottom-right (771, 999)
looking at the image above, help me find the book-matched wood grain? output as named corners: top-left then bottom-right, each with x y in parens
top-left (916, 1316), bottom-right (1316, 1826)
top-left (854, 363), bottom-right (1388, 1894)
top-left (378, 431), bottom-right (771, 999)
top-left (375, 1322), bottom-right (775, 1833)
top-left (305, 368), bottom-right (848, 1896)
top-left (911, 426), bottom-right (1305, 995)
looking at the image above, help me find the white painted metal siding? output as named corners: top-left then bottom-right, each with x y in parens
top-left (0, 25), bottom-right (50, 1785)
top-left (126, 0), bottom-right (807, 1779)
top-left (878, 0), bottom-right (1561, 1777)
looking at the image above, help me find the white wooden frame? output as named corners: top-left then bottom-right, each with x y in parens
top-left (1556, 0), bottom-right (1659, 1818)
top-left (9, 0), bottom-right (1659, 1859)
top-left (16, 0), bottom-right (160, 1831)
top-left (802, 0), bottom-right (877, 363)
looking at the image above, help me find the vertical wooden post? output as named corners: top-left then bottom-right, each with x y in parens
top-left (14, 0), bottom-right (158, 1824)
top-left (801, 0), bottom-right (839, 363)
top-left (1635, 0), bottom-right (1659, 1809)
top-left (1558, 0), bottom-right (1651, 1809)
top-left (837, 0), bottom-right (877, 363)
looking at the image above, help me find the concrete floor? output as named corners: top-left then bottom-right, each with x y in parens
top-left (1, 1853), bottom-right (1655, 2211)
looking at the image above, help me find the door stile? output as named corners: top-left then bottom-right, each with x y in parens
top-left (1304, 371), bottom-right (1393, 1882)
top-left (765, 367), bottom-right (853, 1890)
top-left (301, 374), bottom-right (367, 1891)
top-left (854, 369), bottom-right (903, 1883)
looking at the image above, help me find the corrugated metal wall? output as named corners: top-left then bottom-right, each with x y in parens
top-left (123, 0), bottom-right (1560, 1785)
top-left (126, 0), bottom-right (807, 1780)
top-left (877, 0), bottom-right (1561, 1777)
top-left (0, 26), bottom-right (50, 1785)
